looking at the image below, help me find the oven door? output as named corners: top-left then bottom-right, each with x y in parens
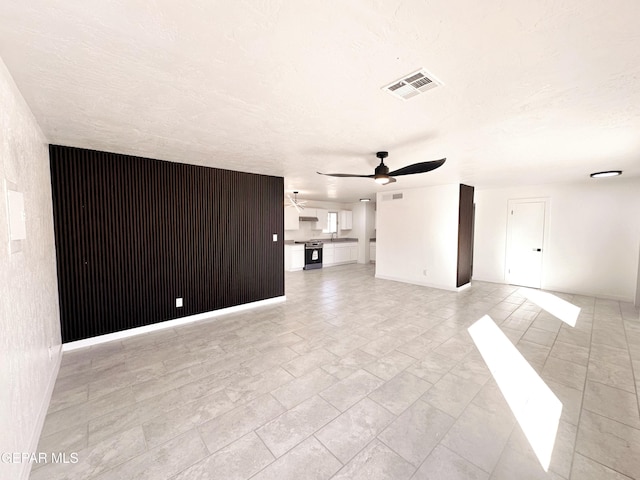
top-left (304, 247), bottom-right (323, 270)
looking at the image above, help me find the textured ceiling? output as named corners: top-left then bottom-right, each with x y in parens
top-left (1, 0), bottom-right (639, 202)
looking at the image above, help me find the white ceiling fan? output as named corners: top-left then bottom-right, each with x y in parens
top-left (285, 191), bottom-right (307, 212)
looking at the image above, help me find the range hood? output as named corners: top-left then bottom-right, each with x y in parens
top-left (299, 215), bottom-right (318, 222)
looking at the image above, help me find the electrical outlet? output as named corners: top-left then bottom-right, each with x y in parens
top-left (423, 269), bottom-right (428, 276)
top-left (272, 234), bottom-right (278, 242)
top-left (176, 297), bottom-right (183, 308)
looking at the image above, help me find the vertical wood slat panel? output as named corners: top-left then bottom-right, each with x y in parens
top-left (49, 145), bottom-right (284, 343)
top-left (456, 184), bottom-right (475, 287)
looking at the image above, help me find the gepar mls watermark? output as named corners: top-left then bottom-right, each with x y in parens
top-left (1, 452), bottom-right (79, 465)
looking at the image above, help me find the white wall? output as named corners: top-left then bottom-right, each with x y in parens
top-left (474, 179), bottom-right (640, 301)
top-left (0, 58), bottom-right (62, 480)
top-left (351, 201), bottom-right (376, 264)
top-left (636, 242), bottom-right (640, 308)
top-left (376, 184), bottom-right (460, 290)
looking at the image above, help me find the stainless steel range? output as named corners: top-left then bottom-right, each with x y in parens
top-left (303, 241), bottom-right (323, 270)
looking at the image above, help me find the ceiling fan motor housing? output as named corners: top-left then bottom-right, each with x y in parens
top-left (375, 163), bottom-right (389, 176)
top-left (375, 152), bottom-right (390, 182)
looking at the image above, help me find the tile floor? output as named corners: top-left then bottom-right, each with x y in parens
top-left (31, 264), bottom-right (640, 480)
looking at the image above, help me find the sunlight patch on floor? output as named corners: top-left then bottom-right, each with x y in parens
top-left (468, 315), bottom-right (562, 471)
top-left (520, 288), bottom-right (581, 327)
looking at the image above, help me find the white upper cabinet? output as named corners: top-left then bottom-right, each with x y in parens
top-left (340, 210), bottom-right (353, 230)
top-left (314, 208), bottom-right (328, 231)
top-left (284, 207), bottom-right (299, 230)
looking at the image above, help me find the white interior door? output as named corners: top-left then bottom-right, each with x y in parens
top-left (506, 201), bottom-right (546, 288)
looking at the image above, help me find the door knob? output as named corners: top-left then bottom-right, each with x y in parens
top-left (532, 248), bottom-right (542, 252)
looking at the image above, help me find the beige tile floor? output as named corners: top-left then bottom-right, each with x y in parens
top-left (30, 264), bottom-right (640, 479)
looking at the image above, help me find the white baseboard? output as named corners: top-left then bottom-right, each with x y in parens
top-left (540, 284), bottom-right (633, 303)
top-left (374, 273), bottom-right (461, 292)
top-left (63, 296), bottom-right (286, 351)
top-left (22, 344), bottom-right (63, 480)
top-left (471, 277), bottom-right (635, 303)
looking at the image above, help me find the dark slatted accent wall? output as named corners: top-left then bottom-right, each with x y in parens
top-left (456, 184), bottom-right (475, 287)
top-left (49, 145), bottom-right (284, 343)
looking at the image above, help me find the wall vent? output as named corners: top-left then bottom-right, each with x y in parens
top-left (381, 192), bottom-right (404, 201)
top-left (382, 68), bottom-right (441, 100)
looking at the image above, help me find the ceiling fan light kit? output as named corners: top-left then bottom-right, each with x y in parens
top-left (317, 151), bottom-right (445, 185)
top-left (590, 170), bottom-right (622, 178)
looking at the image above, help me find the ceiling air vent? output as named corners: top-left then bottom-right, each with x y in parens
top-left (382, 68), bottom-right (441, 100)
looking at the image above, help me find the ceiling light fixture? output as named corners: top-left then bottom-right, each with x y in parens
top-left (374, 176), bottom-right (390, 185)
top-left (590, 170), bottom-right (622, 178)
top-left (359, 198), bottom-right (371, 202)
top-left (317, 151), bottom-right (444, 185)
top-left (286, 191), bottom-right (307, 212)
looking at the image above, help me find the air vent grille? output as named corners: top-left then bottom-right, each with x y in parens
top-left (382, 68), bottom-right (441, 100)
top-left (388, 81), bottom-right (406, 92)
top-left (381, 192), bottom-right (404, 201)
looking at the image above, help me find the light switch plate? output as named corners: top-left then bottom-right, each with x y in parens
top-left (7, 189), bottom-right (26, 240)
top-left (5, 179), bottom-right (25, 253)
top-left (272, 234), bottom-right (278, 242)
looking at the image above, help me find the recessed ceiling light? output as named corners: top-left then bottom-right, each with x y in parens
top-left (359, 198), bottom-right (371, 202)
top-left (590, 170), bottom-right (622, 178)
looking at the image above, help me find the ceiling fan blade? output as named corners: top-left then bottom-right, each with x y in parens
top-left (388, 158), bottom-right (446, 177)
top-left (317, 172), bottom-right (373, 178)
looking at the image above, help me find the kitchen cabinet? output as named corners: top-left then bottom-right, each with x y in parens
top-left (302, 208), bottom-right (316, 219)
top-left (340, 210), bottom-right (353, 230)
top-left (334, 244), bottom-right (351, 264)
top-left (314, 208), bottom-right (328, 231)
top-left (284, 207), bottom-right (299, 230)
top-left (333, 242), bottom-right (358, 264)
top-left (284, 244), bottom-right (305, 271)
top-left (322, 241), bottom-right (358, 267)
top-left (323, 244), bottom-right (335, 264)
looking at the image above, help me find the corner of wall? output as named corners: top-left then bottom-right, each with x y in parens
top-left (21, 347), bottom-right (63, 480)
top-left (0, 55), bottom-right (62, 480)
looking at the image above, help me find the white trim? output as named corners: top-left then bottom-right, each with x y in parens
top-left (538, 285), bottom-right (632, 303)
top-left (63, 296), bottom-right (286, 351)
top-left (467, 278), bottom-right (635, 303)
top-left (375, 273), bottom-right (462, 292)
top-left (22, 345), bottom-right (63, 480)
